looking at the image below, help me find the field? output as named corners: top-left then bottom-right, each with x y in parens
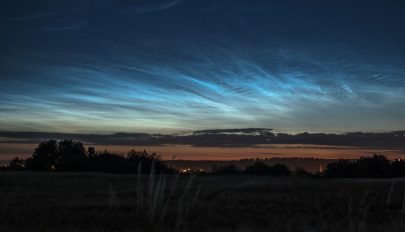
top-left (1, 172), bottom-right (405, 232)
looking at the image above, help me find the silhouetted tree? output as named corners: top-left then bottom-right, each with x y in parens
top-left (24, 157), bottom-right (40, 171)
top-left (28, 140), bottom-right (58, 171)
top-left (21, 140), bottom-right (177, 174)
top-left (87, 147), bottom-right (96, 157)
top-left (89, 151), bottom-right (127, 173)
top-left (357, 154), bottom-right (391, 178)
top-left (55, 140), bottom-right (87, 171)
top-left (324, 159), bottom-right (359, 178)
top-left (127, 150), bottom-right (174, 174)
top-left (26, 139), bottom-right (86, 171)
top-left (391, 159), bottom-right (405, 177)
top-left (324, 154), bottom-right (395, 178)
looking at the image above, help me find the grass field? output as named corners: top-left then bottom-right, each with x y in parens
top-left (1, 172), bottom-right (405, 232)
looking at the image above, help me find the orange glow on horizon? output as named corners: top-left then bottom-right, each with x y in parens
top-left (0, 143), bottom-right (404, 161)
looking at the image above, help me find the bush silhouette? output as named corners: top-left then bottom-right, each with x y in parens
top-left (294, 166), bottom-right (312, 177)
top-left (87, 146), bottom-right (96, 157)
top-left (324, 154), bottom-right (399, 178)
top-left (324, 159), bottom-right (359, 178)
top-left (271, 163), bottom-right (291, 176)
top-left (8, 157), bottom-right (25, 171)
top-left (212, 164), bottom-right (241, 175)
top-left (88, 151), bottom-right (127, 173)
top-left (391, 159), bottom-right (405, 177)
top-left (245, 162), bottom-right (273, 175)
top-left (244, 162), bottom-right (291, 176)
top-left (357, 154), bottom-right (391, 178)
top-left (126, 150), bottom-right (175, 174)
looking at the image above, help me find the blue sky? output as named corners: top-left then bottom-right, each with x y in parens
top-left (0, 0), bottom-right (405, 133)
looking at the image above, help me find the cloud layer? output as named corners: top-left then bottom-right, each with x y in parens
top-left (1, 129), bottom-right (405, 148)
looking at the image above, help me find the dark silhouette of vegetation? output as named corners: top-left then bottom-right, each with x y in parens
top-left (244, 162), bottom-right (291, 176)
top-left (324, 154), bottom-right (405, 178)
top-left (8, 157), bottom-right (25, 171)
top-left (245, 162), bottom-right (273, 175)
top-left (20, 140), bottom-right (176, 174)
top-left (324, 159), bottom-right (359, 178)
top-left (126, 149), bottom-right (174, 174)
top-left (4, 141), bottom-right (405, 179)
top-left (85, 151), bottom-right (127, 173)
top-left (294, 166), bottom-right (313, 177)
top-left (212, 164), bottom-right (241, 175)
top-left (391, 159), bottom-right (405, 177)
top-left (87, 146), bottom-right (96, 157)
top-left (357, 154), bottom-right (391, 178)
top-left (271, 163), bottom-right (291, 176)
top-left (29, 139), bottom-right (59, 171)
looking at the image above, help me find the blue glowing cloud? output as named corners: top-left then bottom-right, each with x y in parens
top-left (0, 0), bottom-right (404, 133)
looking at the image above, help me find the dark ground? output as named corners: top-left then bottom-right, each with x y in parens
top-left (1, 172), bottom-right (405, 232)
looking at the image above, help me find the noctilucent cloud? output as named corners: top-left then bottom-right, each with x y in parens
top-left (0, 0), bottom-right (404, 133)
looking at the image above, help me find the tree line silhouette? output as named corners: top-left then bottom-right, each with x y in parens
top-left (3, 139), bottom-right (405, 178)
top-left (323, 154), bottom-right (405, 178)
top-left (6, 140), bottom-right (175, 174)
top-left (206, 155), bottom-right (405, 178)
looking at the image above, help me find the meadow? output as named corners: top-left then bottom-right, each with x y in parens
top-left (1, 172), bottom-right (405, 232)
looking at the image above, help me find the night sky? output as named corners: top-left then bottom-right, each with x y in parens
top-left (1, 0), bottom-right (405, 134)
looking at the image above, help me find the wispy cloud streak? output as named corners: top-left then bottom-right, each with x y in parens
top-left (0, 0), bottom-right (404, 133)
